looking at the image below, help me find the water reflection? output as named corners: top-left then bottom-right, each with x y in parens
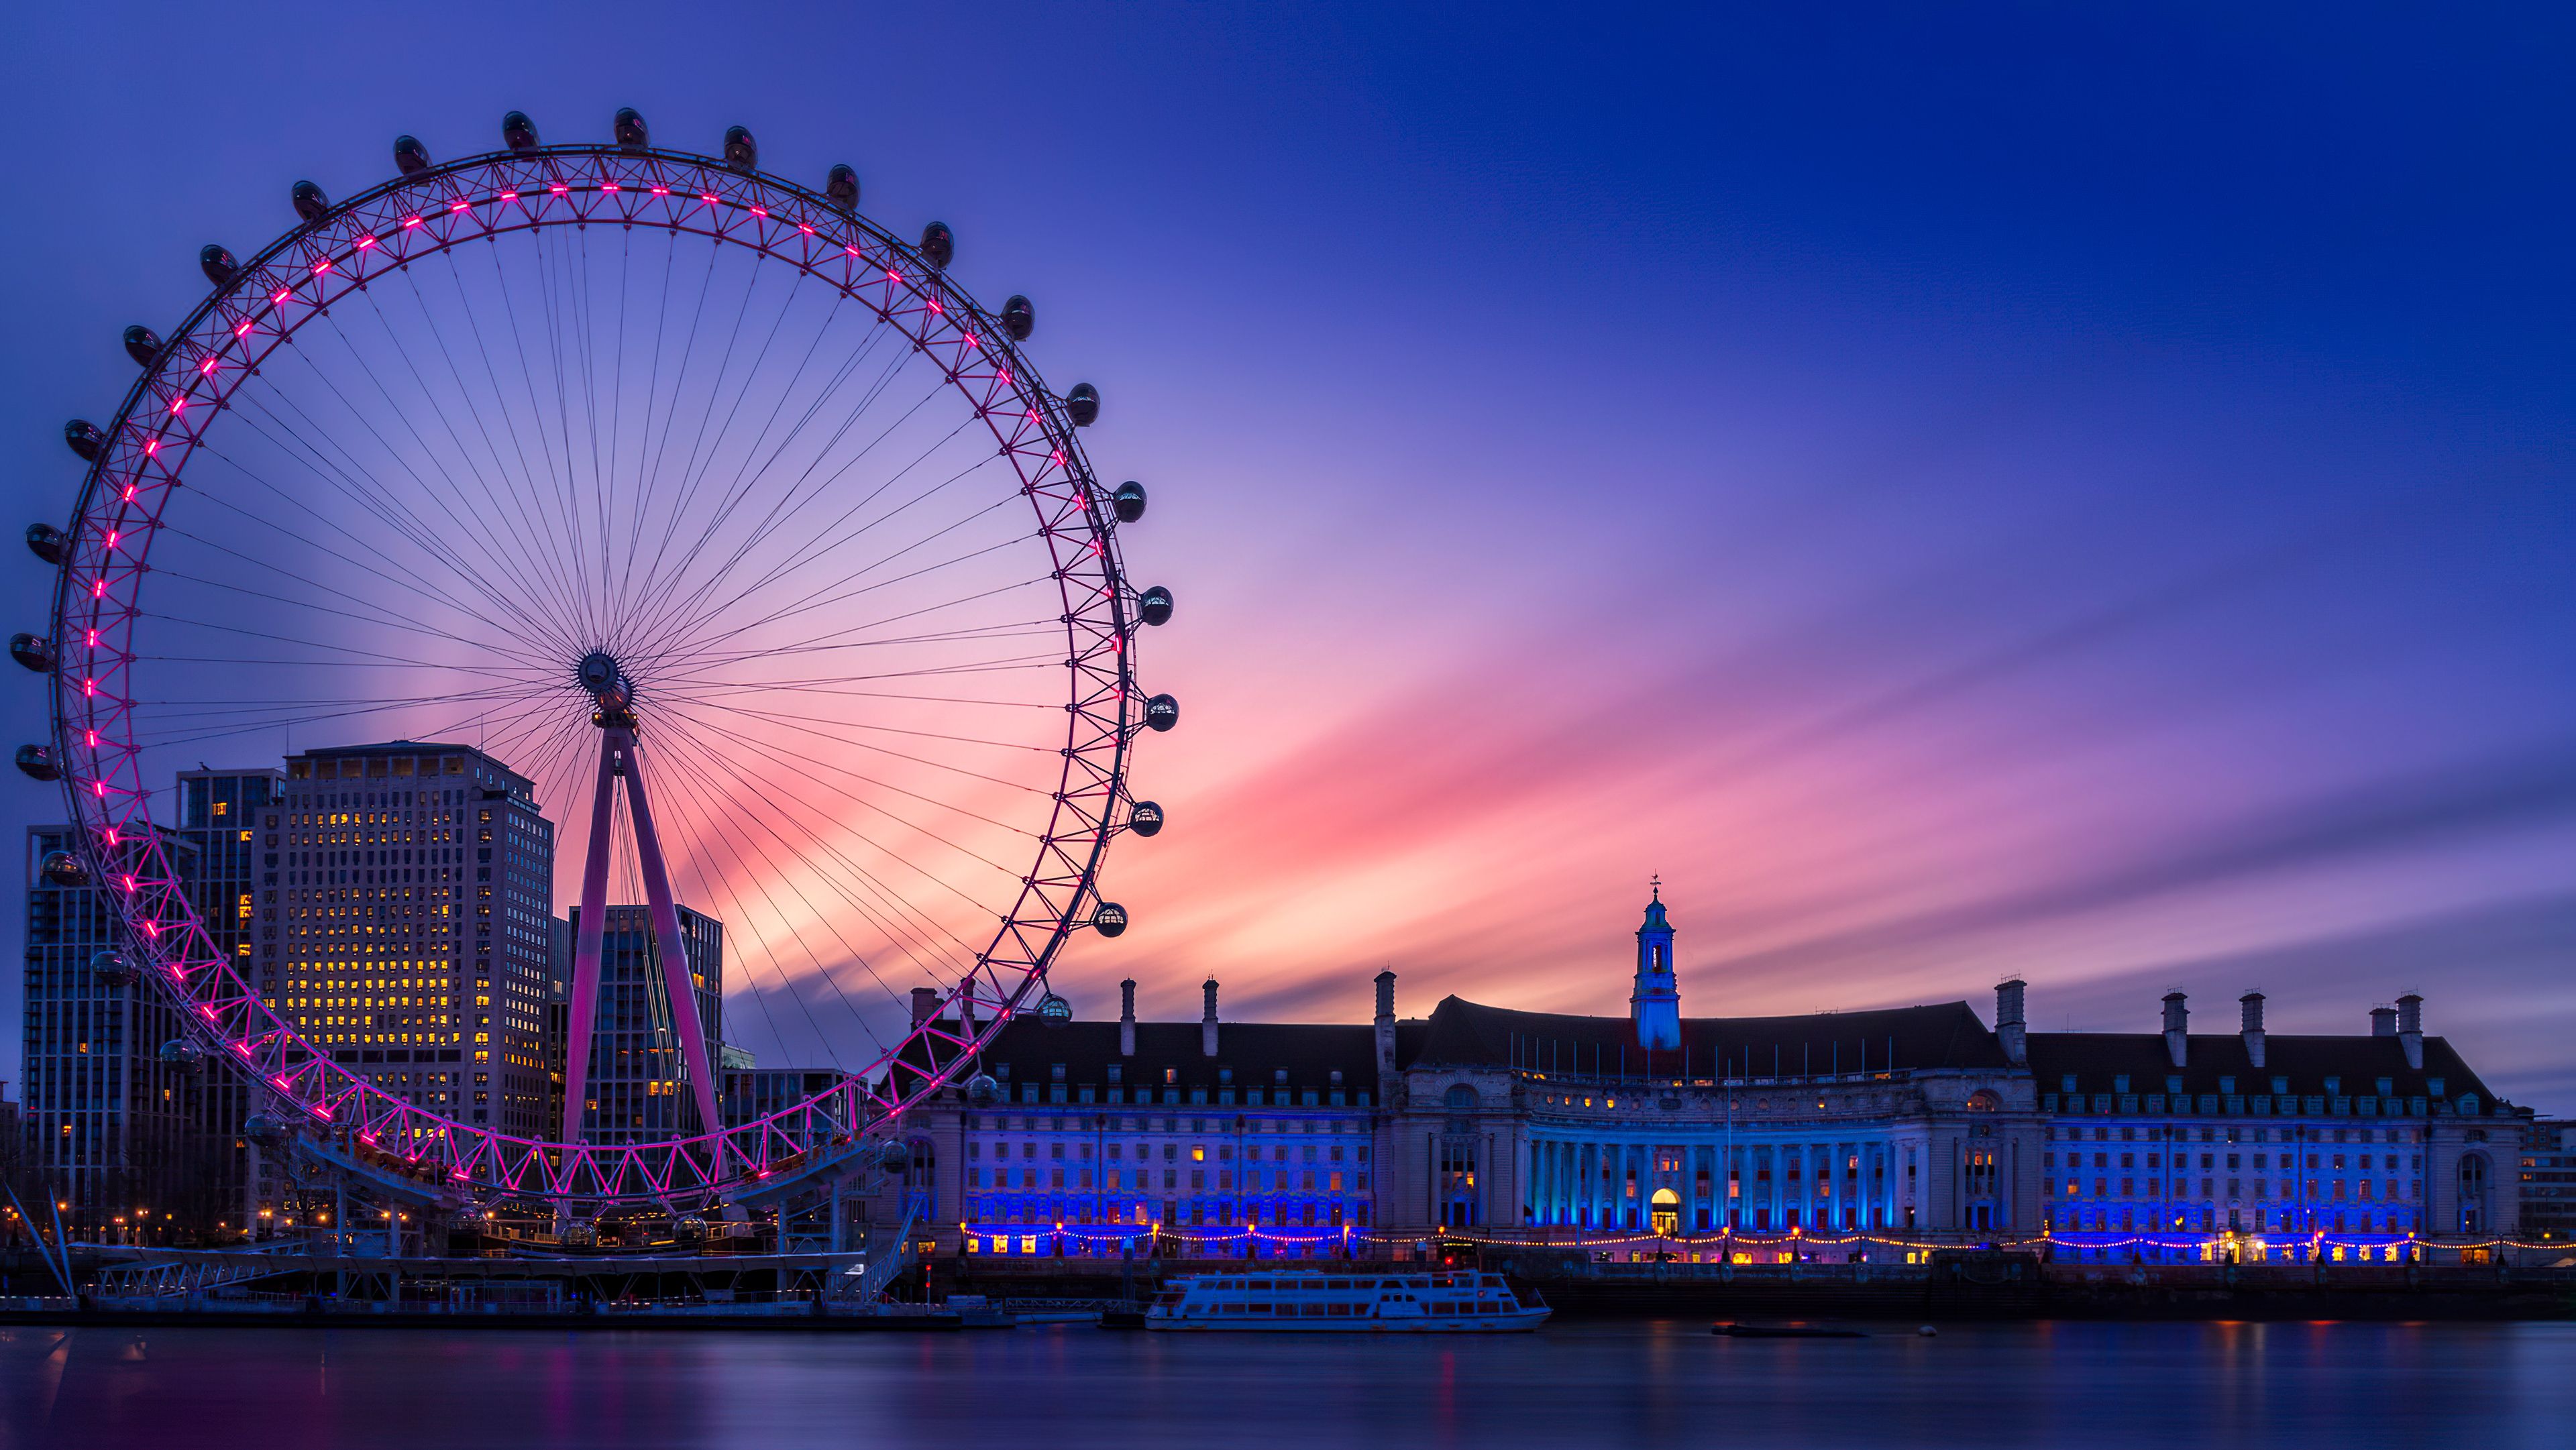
top-left (3, 1321), bottom-right (2572, 1449)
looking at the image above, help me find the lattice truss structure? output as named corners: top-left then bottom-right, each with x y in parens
top-left (25, 113), bottom-right (1175, 1206)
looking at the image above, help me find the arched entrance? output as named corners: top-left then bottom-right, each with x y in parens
top-left (1650, 1187), bottom-right (1680, 1237)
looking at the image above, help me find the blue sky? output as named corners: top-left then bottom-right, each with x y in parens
top-left (2, 4), bottom-right (2571, 1103)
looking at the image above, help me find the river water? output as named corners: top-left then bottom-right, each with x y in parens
top-left (5, 1319), bottom-right (2573, 1448)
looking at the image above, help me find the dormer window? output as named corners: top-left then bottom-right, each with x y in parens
top-left (2167, 1076), bottom-right (2184, 1095)
top-left (1275, 1068), bottom-right (1288, 1084)
top-left (2218, 1077), bottom-right (2235, 1095)
top-left (2323, 1076), bottom-right (2341, 1095)
top-left (1107, 1064), bottom-right (1122, 1084)
top-left (2060, 1074), bottom-right (2078, 1093)
top-left (2428, 1077), bottom-right (2446, 1096)
top-left (2271, 1077), bottom-right (2288, 1095)
top-left (1218, 1068), bottom-right (1232, 1083)
top-left (2114, 1075), bottom-right (2130, 1093)
top-left (1051, 1063), bottom-right (1065, 1082)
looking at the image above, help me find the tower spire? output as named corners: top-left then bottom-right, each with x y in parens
top-left (1631, 881), bottom-right (1680, 1050)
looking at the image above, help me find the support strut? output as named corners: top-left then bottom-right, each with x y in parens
top-left (557, 724), bottom-right (723, 1149)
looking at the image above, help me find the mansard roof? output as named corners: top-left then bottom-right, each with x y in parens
top-left (2023, 1032), bottom-right (2500, 1105)
top-left (1410, 996), bottom-right (2010, 1075)
top-left (923, 1016), bottom-right (1384, 1091)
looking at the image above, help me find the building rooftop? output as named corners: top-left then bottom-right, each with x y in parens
top-left (918, 1016), bottom-right (1391, 1093)
top-left (1412, 995), bottom-right (2010, 1076)
top-left (2024, 1031), bottom-right (2500, 1105)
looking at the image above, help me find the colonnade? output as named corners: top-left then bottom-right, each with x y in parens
top-left (1527, 1135), bottom-right (1915, 1232)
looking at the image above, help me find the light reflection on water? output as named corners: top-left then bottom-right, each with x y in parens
top-left (4, 1319), bottom-right (2573, 1449)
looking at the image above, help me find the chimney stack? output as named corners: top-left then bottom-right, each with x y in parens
top-left (1119, 978), bottom-right (1137, 1058)
top-left (1201, 977), bottom-right (1220, 1058)
top-left (2396, 992), bottom-right (2424, 1070)
top-left (1374, 970), bottom-right (1398, 1079)
top-left (2239, 991), bottom-right (2265, 1069)
top-left (2370, 1006), bottom-right (2398, 1037)
top-left (910, 987), bottom-right (939, 1025)
top-left (2161, 991), bottom-right (2188, 1068)
top-left (1994, 979), bottom-right (2027, 1066)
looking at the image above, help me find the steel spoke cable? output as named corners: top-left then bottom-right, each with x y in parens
top-left (625, 241), bottom-right (778, 622)
top-left (645, 710), bottom-right (973, 1010)
top-left (646, 693), bottom-right (1038, 856)
top-left (160, 487), bottom-right (559, 665)
top-left (214, 384), bottom-right (579, 657)
top-left (641, 396), bottom-right (990, 653)
top-left (146, 561), bottom-right (539, 663)
top-left (234, 376), bottom-right (588, 663)
top-left (657, 506), bottom-right (1031, 669)
top-left (316, 286), bottom-right (592, 645)
top-left (388, 267), bottom-right (604, 644)
top-left (641, 254), bottom-right (818, 579)
top-left (635, 754), bottom-right (855, 1070)
top-left (620, 331), bottom-right (953, 649)
top-left (283, 303), bottom-right (589, 641)
top-left (136, 681), bottom-right (564, 754)
top-left (655, 588), bottom-right (1057, 676)
top-left (625, 290), bottom-right (898, 635)
top-left (623, 233), bottom-right (722, 614)
top-left (627, 721), bottom-right (857, 1066)
top-left (650, 695), bottom-right (1036, 932)
top-left (442, 244), bottom-right (596, 644)
top-left (486, 228), bottom-right (603, 645)
top-left (181, 434), bottom-right (564, 659)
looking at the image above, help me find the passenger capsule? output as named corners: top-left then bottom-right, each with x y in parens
top-left (11, 633), bottom-right (52, 671)
top-left (674, 1216), bottom-right (708, 1243)
top-left (824, 163), bottom-right (859, 213)
top-left (1137, 585), bottom-right (1173, 627)
top-left (561, 1221), bottom-right (597, 1248)
top-left (15, 744), bottom-right (60, 782)
top-left (91, 950), bottom-right (138, 986)
top-left (1112, 481), bottom-right (1148, 523)
top-left (159, 1039), bottom-right (205, 1070)
top-left (1001, 294), bottom-right (1034, 342)
top-left (919, 221), bottom-right (954, 270)
top-left (392, 134), bottom-right (431, 175)
top-left (502, 110), bottom-right (540, 152)
top-left (877, 1139), bottom-right (914, 1170)
top-left (243, 1113), bottom-right (285, 1146)
top-left (1065, 383), bottom-right (1100, 428)
top-left (40, 850), bottom-right (87, 888)
top-left (1128, 800), bottom-right (1165, 837)
top-left (722, 125), bottom-right (758, 172)
top-left (122, 325), bottom-right (164, 368)
top-left (64, 420), bottom-right (105, 462)
top-left (200, 243), bottom-right (240, 286)
top-left (613, 107), bottom-right (650, 152)
top-left (1093, 900), bottom-right (1131, 937)
top-left (1143, 694), bottom-right (1179, 732)
top-left (963, 1073), bottom-right (1001, 1106)
top-left (291, 179), bottom-right (330, 223)
top-left (25, 523), bottom-right (67, 565)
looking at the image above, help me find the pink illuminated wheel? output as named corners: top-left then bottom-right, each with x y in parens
top-left (31, 110), bottom-right (1177, 1207)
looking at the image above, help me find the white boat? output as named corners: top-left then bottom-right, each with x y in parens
top-left (1144, 1270), bottom-right (1550, 1332)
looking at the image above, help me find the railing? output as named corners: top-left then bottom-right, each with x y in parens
top-left (89, 1239), bottom-right (315, 1298)
top-left (846, 1203), bottom-right (920, 1302)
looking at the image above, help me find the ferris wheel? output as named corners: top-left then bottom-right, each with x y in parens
top-left (14, 109), bottom-right (1175, 1208)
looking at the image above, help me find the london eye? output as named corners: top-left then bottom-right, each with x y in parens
top-left (14, 109), bottom-right (1172, 1211)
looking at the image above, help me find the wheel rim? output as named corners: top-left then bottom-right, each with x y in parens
top-left (46, 143), bottom-right (1147, 1206)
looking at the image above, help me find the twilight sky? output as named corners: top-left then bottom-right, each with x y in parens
top-left (3, 5), bottom-right (2572, 1106)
